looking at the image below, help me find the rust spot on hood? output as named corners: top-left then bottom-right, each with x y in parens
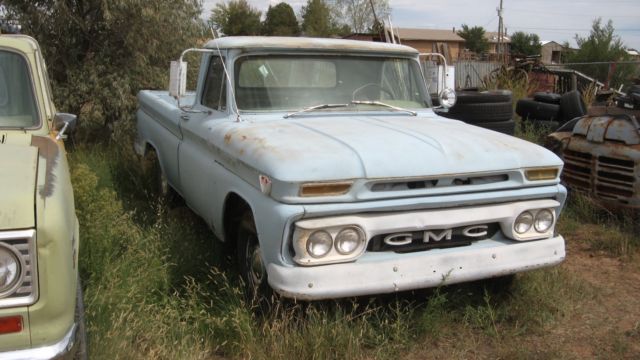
top-left (224, 133), bottom-right (232, 144)
top-left (30, 136), bottom-right (59, 198)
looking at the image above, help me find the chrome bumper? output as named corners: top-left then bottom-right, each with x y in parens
top-left (268, 235), bottom-right (565, 300)
top-left (2, 323), bottom-right (78, 360)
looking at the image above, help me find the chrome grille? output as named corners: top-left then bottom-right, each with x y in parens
top-left (0, 229), bottom-right (38, 308)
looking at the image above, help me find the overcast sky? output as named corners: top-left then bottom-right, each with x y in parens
top-left (202, 0), bottom-right (640, 50)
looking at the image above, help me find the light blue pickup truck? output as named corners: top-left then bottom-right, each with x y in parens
top-left (135, 37), bottom-right (566, 300)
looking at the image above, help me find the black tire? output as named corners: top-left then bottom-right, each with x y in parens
top-left (142, 149), bottom-right (176, 202)
top-left (533, 92), bottom-right (562, 104)
top-left (454, 90), bottom-right (512, 105)
top-left (237, 211), bottom-right (271, 302)
top-left (516, 99), bottom-right (561, 121)
top-left (74, 278), bottom-right (88, 360)
top-left (560, 90), bottom-right (587, 122)
top-left (471, 119), bottom-right (516, 135)
top-left (445, 101), bottom-right (513, 123)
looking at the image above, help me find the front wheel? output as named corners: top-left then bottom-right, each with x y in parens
top-left (236, 211), bottom-right (270, 302)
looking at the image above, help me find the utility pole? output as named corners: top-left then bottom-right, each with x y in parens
top-left (497, 0), bottom-right (504, 62)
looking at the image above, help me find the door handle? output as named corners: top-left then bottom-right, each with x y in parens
top-left (180, 114), bottom-right (189, 121)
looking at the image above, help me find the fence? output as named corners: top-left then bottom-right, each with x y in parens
top-left (454, 61), bottom-right (502, 89)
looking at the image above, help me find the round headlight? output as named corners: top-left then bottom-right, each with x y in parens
top-left (534, 209), bottom-right (554, 232)
top-left (0, 247), bottom-right (20, 293)
top-left (306, 230), bottom-right (333, 258)
top-left (335, 227), bottom-right (364, 255)
top-left (439, 88), bottom-right (457, 108)
top-left (514, 211), bottom-right (534, 234)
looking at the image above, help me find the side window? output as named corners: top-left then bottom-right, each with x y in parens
top-left (201, 56), bottom-right (226, 111)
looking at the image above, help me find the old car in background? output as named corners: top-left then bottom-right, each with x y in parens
top-left (135, 36), bottom-right (567, 300)
top-left (0, 34), bottom-right (85, 359)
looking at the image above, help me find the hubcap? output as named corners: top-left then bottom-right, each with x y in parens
top-left (248, 235), bottom-right (265, 287)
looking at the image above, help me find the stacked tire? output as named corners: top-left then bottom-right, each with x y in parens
top-left (516, 90), bottom-right (587, 130)
top-left (435, 90), bottom-right (515, 135)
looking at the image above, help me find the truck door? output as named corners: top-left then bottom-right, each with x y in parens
top-left (177, 53), bottom-right (228, 222)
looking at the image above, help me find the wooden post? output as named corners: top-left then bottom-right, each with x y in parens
top-left (571, 73), bottom-right (577, 91)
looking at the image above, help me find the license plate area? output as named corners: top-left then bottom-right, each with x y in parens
top-left (367, 223), bottom-right (499, 253)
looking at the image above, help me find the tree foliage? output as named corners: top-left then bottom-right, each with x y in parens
top-left (458, 25), bottom-right (489, 54)
top-left (510, 31), bottom-right (541, 56)
top-left (262, 2), bottom-right (299, 36)
top-left (301, 0), bottom-right (337, 37)
top-left (335, 0), bottom-right (390, 33)
top-left (566, 18), bottom-right (633, 88)
top-left (3, 0), bottom-right (204, 142)
top-left (210, 0), bottom-right (261, 36)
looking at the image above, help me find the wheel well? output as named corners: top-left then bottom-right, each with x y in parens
top-left (223, 193), bottom-right (251, 244)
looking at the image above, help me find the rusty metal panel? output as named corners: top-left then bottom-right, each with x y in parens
top-left (552, 114), bottom-right (640, 208)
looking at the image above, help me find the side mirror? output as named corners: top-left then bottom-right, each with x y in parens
top-left (438, 88), bottom-right (457, 109)
top-left (169, 60), bottom-right (187, 99)
top-left (53, 113), bottom-right (77, 140)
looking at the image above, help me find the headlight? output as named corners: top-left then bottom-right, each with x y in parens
top-left (439, 88), bottom-right (457, 108)
top-left (534, 209), bottom-right (554, 232)
top-left (514, 211), bottom-right (534, 234)
top-left (0, 247), bottom-right (20, 293)
top-left (306, 230), bottom-right (333, 258)
top-left (335, 227), bottom-right (364, 255)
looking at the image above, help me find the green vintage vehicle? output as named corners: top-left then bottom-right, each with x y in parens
top-left (0, 34), bottom-right (85, 359)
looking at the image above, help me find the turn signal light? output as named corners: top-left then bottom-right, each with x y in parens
top-left (525, 168), bottom-right (559, 181)
top-left (300, 182), bottom-right (352, 197)
top-left (0, 315), bottom-right (22, 334)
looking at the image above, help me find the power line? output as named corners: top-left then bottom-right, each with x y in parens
top-left (505, 7), bottom-right (640, 18)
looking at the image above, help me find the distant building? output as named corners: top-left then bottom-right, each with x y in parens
top-left (484, 31), bottom-right (511, 55)
top-left (344, 27), bottom-right (465, 62)
top-left (627, 48), bottom-right (640, 60)
top-left (540, 41), bottom-right (566, 64)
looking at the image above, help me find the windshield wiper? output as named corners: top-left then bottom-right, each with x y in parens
top-left (350, 100), bottom-right (417, 116)
top-left (283, 103), bottom-right (349, 118)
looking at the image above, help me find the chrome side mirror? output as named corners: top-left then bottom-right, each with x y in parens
top-left (169, 60), bottom-right (187, 99)
top-left (439, 88), bottom-right (457, 109)
top-left (53, 113), bottom-right (77, 140)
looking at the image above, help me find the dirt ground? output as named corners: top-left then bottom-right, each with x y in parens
top-left (558, 240), bottom-right (640, 358)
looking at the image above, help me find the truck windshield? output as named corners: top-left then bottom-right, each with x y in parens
top-left (234, 55), bottom-right (430, 112)
top-left (0, 51), bottom-right (38, 128)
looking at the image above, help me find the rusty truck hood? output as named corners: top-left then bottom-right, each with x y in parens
top-left (0, 141), bottom-right (38, 229)
top-left (213, 113), bottom-right (562, 182)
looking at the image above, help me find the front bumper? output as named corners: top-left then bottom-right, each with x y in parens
top-left (2, 322), bottom-right (78, 360)
top-left (268, 235), bottom-right (565, 300)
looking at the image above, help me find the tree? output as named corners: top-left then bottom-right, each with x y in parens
top-left (3, 0), bottom-right (204, 142)
top-left (566, 18), bottom-right (632, 88)
top-left (210, 0), bottom-right (261, 36)
top-left (457, 25), bottom-right (489, 54)
top-left (262, 2), bottom-right (299, 36)
top-left (510, 31), bottom-right (541, 56)
top-left (335, 0), bottom-right (390, 33)
top-left (301, 0), bottom-right (336, 37)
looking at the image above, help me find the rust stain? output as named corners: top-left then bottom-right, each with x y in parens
top-left (30, 135), bottom-right (60, 198)
top-left (224, 133), bottom-right (232, 144)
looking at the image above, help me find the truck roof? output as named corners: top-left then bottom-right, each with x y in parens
top-left (204, 36), bottom-right (418, 55)
top-left (0, 34), bottom-right (40, 54)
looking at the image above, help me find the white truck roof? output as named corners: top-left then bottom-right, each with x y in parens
top-left (204, 36), bottom-right (418, 55)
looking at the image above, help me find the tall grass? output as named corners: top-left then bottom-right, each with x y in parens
top-left (70, 144), bottom-right (593, 359)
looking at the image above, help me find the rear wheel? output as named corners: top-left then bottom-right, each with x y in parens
top-left (142, 149), bottom-right (174, 202)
